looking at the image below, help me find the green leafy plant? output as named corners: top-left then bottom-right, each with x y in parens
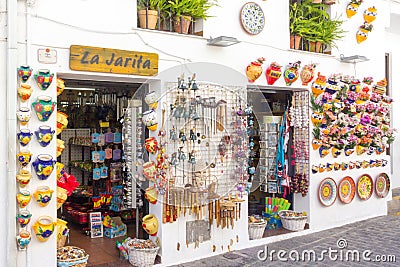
top-left (166, 0), bottom-right (217, 19)
top-left (138, 0), bottom-right (166, 11)
top-left (289, 1), bottom-right (305, 35)
top-left (289, 0), bottom-right (346, 52)
top-left (312, 127), bottom-right (321, 140)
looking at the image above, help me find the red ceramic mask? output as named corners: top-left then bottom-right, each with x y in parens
top-left (145, 137), bottom-right (159, 154)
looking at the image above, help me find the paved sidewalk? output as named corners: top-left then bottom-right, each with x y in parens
top-left (174, 215), bottom-right (400, 267)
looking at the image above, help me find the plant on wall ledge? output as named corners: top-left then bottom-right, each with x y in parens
top-left (137, 0), bottom-right (167, 30)
top-left (166, 0), bottom-right (217, 34)
top-left (289, 0), bottom-right (345, 53)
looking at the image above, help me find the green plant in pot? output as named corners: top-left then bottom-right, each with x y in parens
top-left (319, 18), bottom-right (346, 52)
top-left (138, 0), bottom-right (167, 29)
top-left (289, 1), bottom-right (306, 49)
top-left (167, 0), bottom-right (217, 34)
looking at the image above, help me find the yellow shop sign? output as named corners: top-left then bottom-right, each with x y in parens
top-left (69, 45), bottom-right (158, 76)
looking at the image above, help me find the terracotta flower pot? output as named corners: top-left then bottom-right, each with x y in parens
top-left (138, 9), bottom-right (159, 30)
top-left (173, 15), bottom-right (191, 34)
top-left (290, 35), bottom-right (301, 50)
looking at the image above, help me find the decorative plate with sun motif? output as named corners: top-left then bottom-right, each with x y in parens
top-left (338, 176), bottom-right (356, 204)
top-left (319, 178), bottom-right (337, 207)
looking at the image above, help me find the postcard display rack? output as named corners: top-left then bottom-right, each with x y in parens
top-left (138, 77), bottom-right (250, 260)
top-left (258, 121), bottom-right (279, 194)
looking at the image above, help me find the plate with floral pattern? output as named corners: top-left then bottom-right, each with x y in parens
top-left (319, 178), bottom-right (337, 207)
top-left (375, 173), bottom-right (390, 198)
top-left (357, 174), bottom-right (373, 200)
top-left (240, 2), bottom-right (265, 35)
top-left (338, 176), bottom-right (356, 204)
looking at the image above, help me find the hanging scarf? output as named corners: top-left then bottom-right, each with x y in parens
top-left (275, 109), bottom-right (290, 198)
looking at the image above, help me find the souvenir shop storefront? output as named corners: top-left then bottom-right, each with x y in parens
top-left (13, 43), bottom-right (394, 267)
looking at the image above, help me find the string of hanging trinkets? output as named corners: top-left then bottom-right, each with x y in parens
top-left (289, 91), bottom-right (310, 196)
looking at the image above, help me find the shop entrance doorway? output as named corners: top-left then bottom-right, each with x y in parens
top-left (247, 88), bottom-right (310, 238)
top-left (56, 78), bottom-right (148, 266)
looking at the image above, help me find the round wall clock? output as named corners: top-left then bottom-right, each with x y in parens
top-left (375, 173), bottom-right (390, 198)
top-left (319, 178), bottom-right (337, 207)
top-left (240, 2), bottom-right (265, 35)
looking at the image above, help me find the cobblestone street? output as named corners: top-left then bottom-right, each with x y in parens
top-left (174, 215), bottom-right (400, 267)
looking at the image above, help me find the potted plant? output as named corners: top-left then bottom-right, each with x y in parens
top-left (319, 18), bottom-right (346, 52)
top-left (167, 0), bottom-right (217, 34)
top-left (323, 0), bottom-right (336, 5)
top-left (138, 0), bottom-right (166, 30)
top-left (289, 1), bottom-right (305, 49)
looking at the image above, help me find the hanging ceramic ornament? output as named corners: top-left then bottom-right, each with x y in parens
top-left (34, 69), bottom-right (54, 90)
top-left (265, 62), bottom-right (282, 85)
top-left (372, 78), bottom-right (387, 95)
top-left (312, 139), bottom-right (322, 150)
top-left (32, 96), bottom-right (56, 122)
top-left (283, 61), bottom-right (301, 86)
top-left (245, 57), bottom-right (265, 83)
top-left (346, 0), bottom-right (362, 18)
top-left (363, 6), bottom-right (377, 23)
top-left (142, 110), bottom-right (158, 131)
top-left (310, 72), bottom-right (326, 97)
top-left (56, 78), bottom-right (65, 96)
top-left (145, 91), bottom-right (159, 109)
top-left (319, 145), bottom-right (330, 158)
top-left (300, 63), bottom-right (317, 86)
top-left (17, 65), bottom-right (33, 82)
top-left (356, 22), bottom-right (373, 44)
top-left (142, 214), bottom-right (159, 236)
top-left (17, 84), bottom-right (33, 102)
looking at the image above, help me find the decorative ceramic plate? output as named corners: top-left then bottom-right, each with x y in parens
top-left (319, 178), bottom-right (337, 207)
top-left (338, 176), bottom-right (356, 204)
top-left (375, 173), bottom-right (390, 198)
top-left (240, 2), bottom-right (265, 35)
top-left (357, 174), bottom-right (373, 200)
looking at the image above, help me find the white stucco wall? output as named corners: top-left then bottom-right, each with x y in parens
top-left (1, 0), bottom-right (398, 266)
top-left (385, 31), bottom-right (400, 189)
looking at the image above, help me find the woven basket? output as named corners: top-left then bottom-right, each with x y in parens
top-left (278, 210), bottom-right (307, 231)
top-left (128, 246), bottom-right (159, 267)
top-left (57, 246), bottom-right (89, 267)
top-left (248, 221), bottom-right (267, 240)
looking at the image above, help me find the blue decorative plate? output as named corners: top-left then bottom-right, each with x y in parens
top-left (240, 2), bottom-right (265, 35)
